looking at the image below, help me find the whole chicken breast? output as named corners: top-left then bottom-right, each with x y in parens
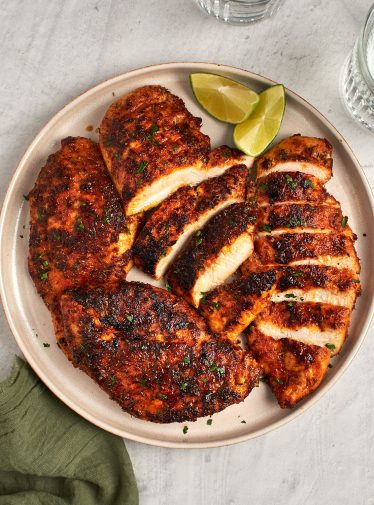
top-left (59, 281), bottom-right (262, 423)
top-left (28, 137), bottom-right (140, 334)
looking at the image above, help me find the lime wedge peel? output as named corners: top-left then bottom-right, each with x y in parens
top-left (190, 73), bottom-right (260, 124)
top-left (233, 84), bottom-right (286, 157)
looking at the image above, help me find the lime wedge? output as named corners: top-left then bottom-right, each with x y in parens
top-left (190, 73), bottom-right (259, 124)
top-left (233, 84), bottom-right (285, 156)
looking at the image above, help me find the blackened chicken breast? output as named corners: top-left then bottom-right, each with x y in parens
top-left (59, 282), bottom-right (263, 423)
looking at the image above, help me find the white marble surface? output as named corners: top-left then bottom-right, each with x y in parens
top-left (1, 1), bottom-right (374, 503)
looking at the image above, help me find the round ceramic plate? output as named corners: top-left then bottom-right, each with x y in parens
top-left (1, 62), bottom-right (373, 448)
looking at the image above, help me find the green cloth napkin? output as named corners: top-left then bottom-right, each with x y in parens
top-left (0, 356), bottom-right (138, 505)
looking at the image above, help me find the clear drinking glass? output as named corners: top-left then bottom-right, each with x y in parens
top-left (193, 0), bottom-right (283, 24)
top-left (340, 3), bottom-right (374, 131)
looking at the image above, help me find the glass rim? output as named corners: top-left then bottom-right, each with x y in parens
top-left (358, 3), bottom-right (374, 90)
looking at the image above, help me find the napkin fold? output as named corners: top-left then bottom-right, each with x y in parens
top-left (0, 356), bottom-right (138, 505)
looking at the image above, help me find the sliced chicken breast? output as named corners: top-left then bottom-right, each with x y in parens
top-left (99, 85), bottom-right (252, 215)
top-left (199, 270), bottom-right (277, 341)
top-left (270, 265), bottom-right (360, 309)
top-left (133, 165), bottom-right (248, 279)
top-left (244, 233), bottom-right (360, 274)
top-left (255, 172), bottom-right (338, 208)
top-left (255, 135), bottom-right (333, 183)
top-left (248, 328), bottom-right (330, 408)
top-left (256, 203), bottom-right (352, 236)
top-left (168, 203), bottom-right (256, 307)
top-left (254, 301), bottom-right (351, 355)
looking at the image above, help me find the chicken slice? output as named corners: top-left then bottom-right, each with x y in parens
top-left (255, 172), bottom-right (338, 207)
top-left (99, 85), bottom-right (252, 215)
top-left (255, 135), bottom-right (333, 183)
top-left (270, 265), bottom-right (360, 309)
top-left (243, 233), bottom-right (360, 274)
top-left (254, 301), bottom-right (351, 355)
top-left (133, 165), bottom-right (248, 279)
top-left (168, 203), bottom-right (256, 307)
top-left (199, 270), bottom-right (277, 341)
top-left (256, 203), bottom-right (352, 237)
top-left (59, 281), bottom-right (262, 423)
top-left (248, 328), bottom-right (330, 408)
top-left (28, 137), bottom-right (140, 321)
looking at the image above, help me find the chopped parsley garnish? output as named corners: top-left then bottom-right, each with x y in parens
top-left (116, 151), bottom-right (122, 160)
top-left (43, 342), bottom-right (50, 348)
top-left (124, 226), bottom-right (131, 235)
top-left (158, 393), bottom-right (168, 400)
top-left (140, 378), bottom-right (147, 387)
top-left (102, 210), bottom-right (110, 224)
top-left (76, 218), bottom-right (85, 232)
top-left (180, 382), bottom-right (188, 392)
top-left (211, 301), bottom-right (221, 311)
top-left (341, 216), bottom-right (348, 227)
top-left (287, 302), bottom-right (294, 309)
top-left (223, 150), bottom-right (230, 159)
top-left (182, 426), bottom-right (188, 435)
top-left (288, 218), bottom-right (305, 228)
top-left (207, 418), bottom-right (213, 425)
top-left (259, 376), bottom-right (267, 383)
top-left (285, 293), bottom-right (296, 298)
top-left (183, 356), bottom-right (190, 365)
top-left (151, 124), bottom-right (159, 133)
top-left (40, 272), bottom-right (48, 281)
top-left (195, 230), bottom-right (203, 245)
top-left (208, 364), bottom-right (225, 374)
top-left (52, 230), bottom-right (61, 241)
top-left (108, 375), bottom-right (117, 386)
top-left (292, 271), bottom-right (303, 278)
top-left (303, 179), bottom-right (315, 189)
top-left (275, 377), bottom-right (284, 385)
top-left (37, 210), bottom-right (45, 222)
top-left (259, 182), bottom-right (268, 191)
top-left (261, 224), bottom-right (272, 232)
top-left (285, 174), bottom-right (297, 189)
top-left (172, 145), bottom-right (178, 152)
top-left (165, 281), bottom-right (172, 292)
top-left (325, 343), bottom-right (336, 351)
top-left (126, 314), bottom-right (134, 323)
top-left (352, 279), bottom-right (360, 283)
top-left (137, 161), bottom-right (147, 173)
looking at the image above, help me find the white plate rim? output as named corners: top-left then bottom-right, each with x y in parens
top-left (1, 61), bottom-right (373, 449)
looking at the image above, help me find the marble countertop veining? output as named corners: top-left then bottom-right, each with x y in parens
top-left (0, 1), bottom-right (373, 504)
